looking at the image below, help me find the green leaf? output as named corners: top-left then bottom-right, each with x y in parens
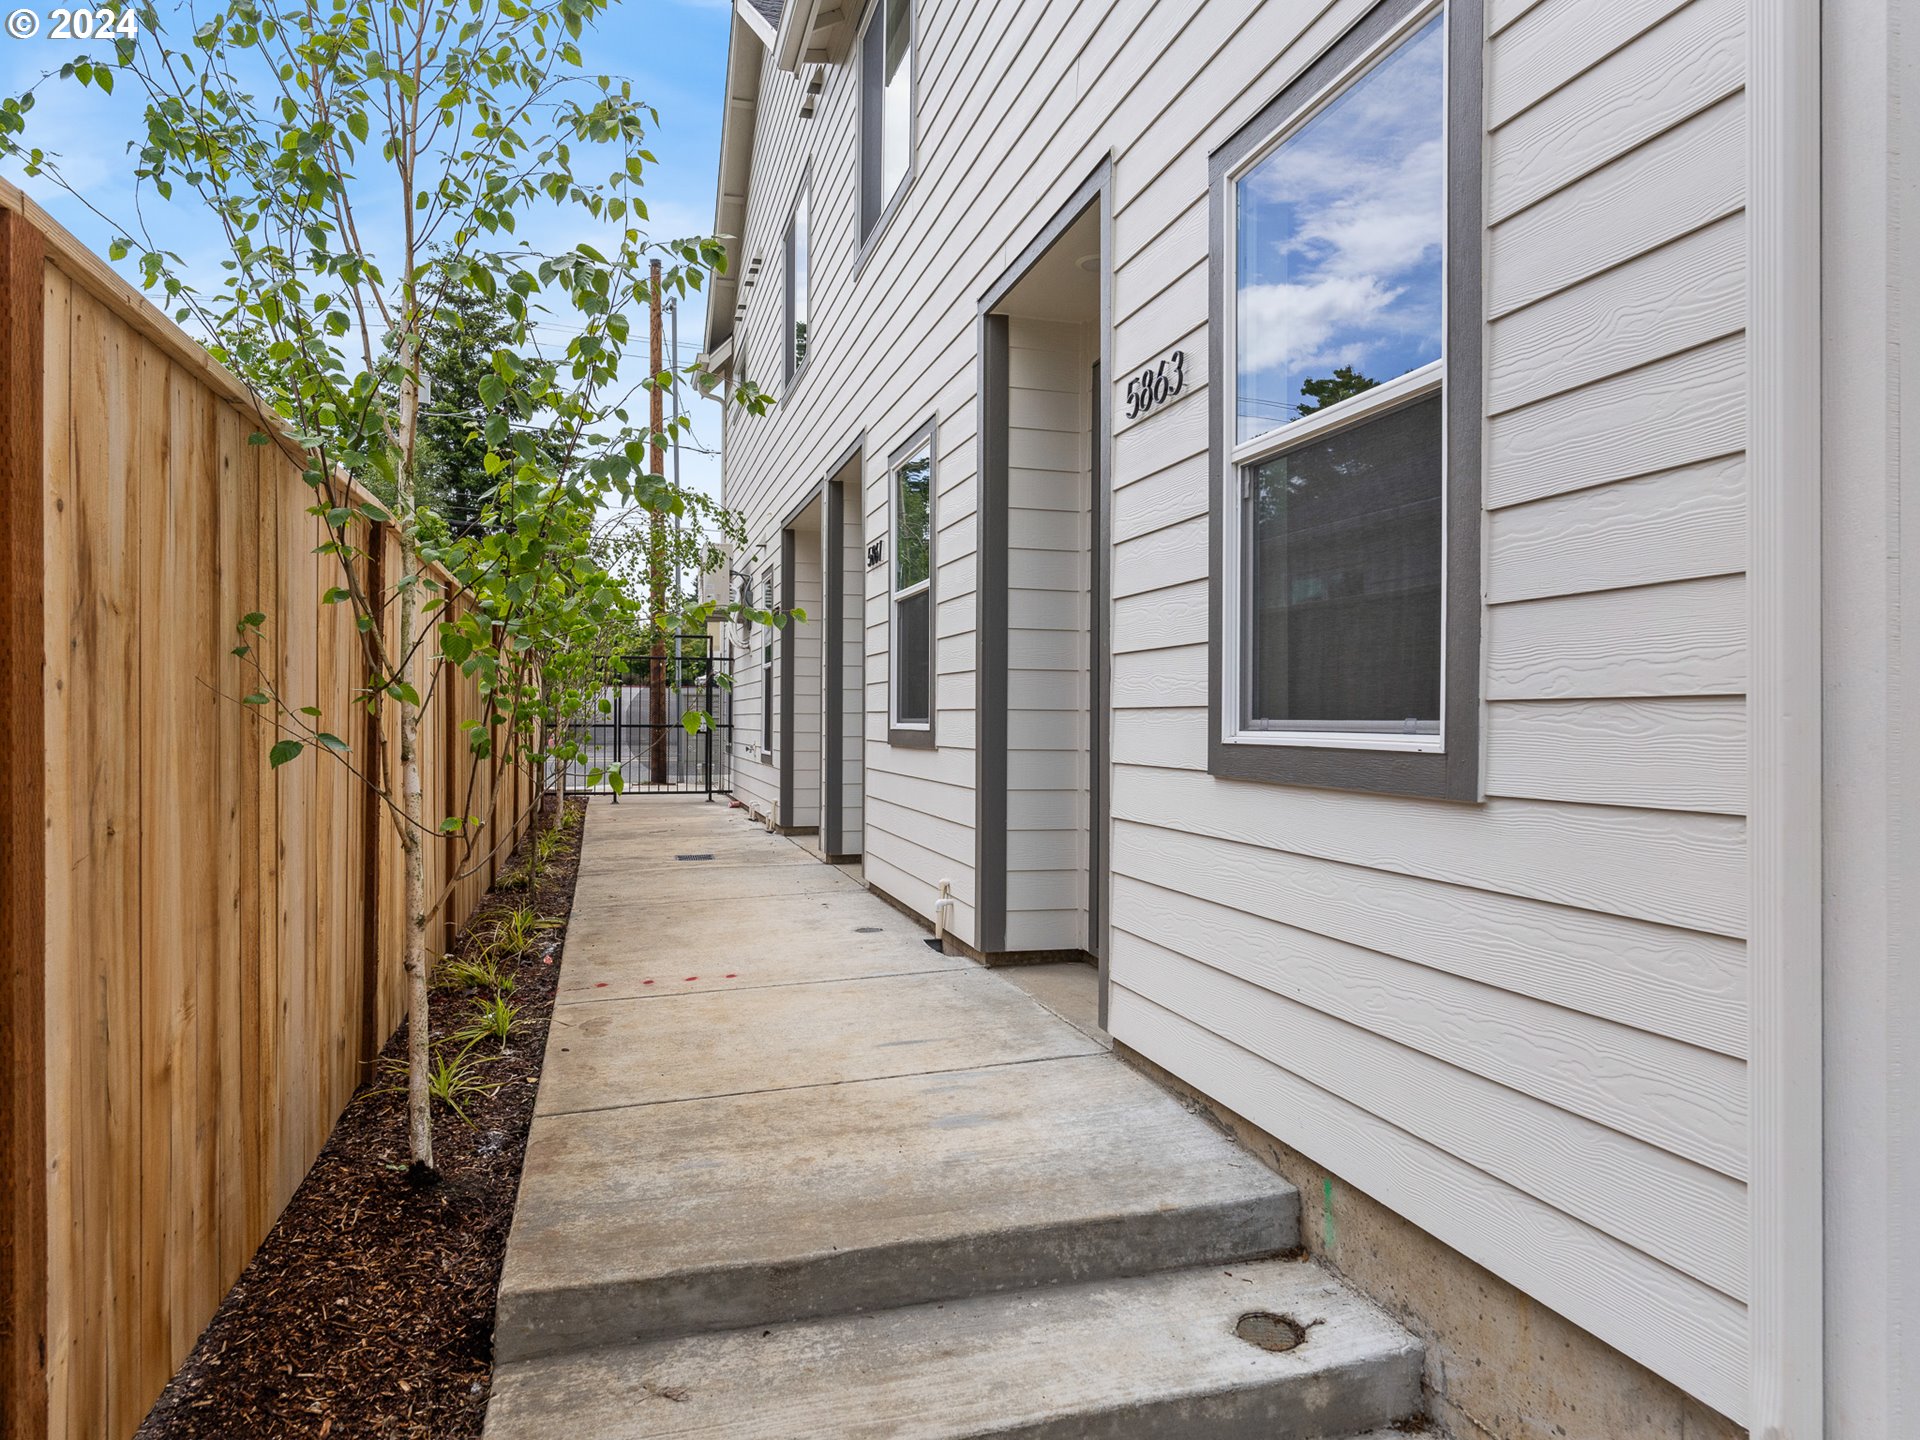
top-left (269, 740), bottom-right (304, 769)
top-left (608, 770), bottom-right (625, 795)
top-left (315, 732), bottom-right (350, 755)
top-left (241, 692), bottom-right (269, 706)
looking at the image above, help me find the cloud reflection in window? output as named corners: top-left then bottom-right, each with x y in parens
top-left (1235, 15), bottom-right (1445, 445)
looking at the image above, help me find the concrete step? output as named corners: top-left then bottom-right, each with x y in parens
top-left (485, 1258), bottom-right (1423, 1440)
top-left (495, 1053), bottom-right (1298, 1362)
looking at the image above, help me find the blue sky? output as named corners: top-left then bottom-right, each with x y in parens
top-left (1234, 14), bottom-right (1444, 444)
top-left (1, 0), bottom-right (737, 500)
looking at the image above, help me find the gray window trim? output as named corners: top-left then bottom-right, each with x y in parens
top-left (855, 0), bottom-right (917, 267)
top-left (888, 415), bottom-right (937, 749)
top-left (783, 166), bottom-right (813, 392)
top-left (1206, 0), bottom-right (1483, 802)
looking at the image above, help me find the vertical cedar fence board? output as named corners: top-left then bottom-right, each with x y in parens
top-left (0, 181), bottom-right (541, 1440)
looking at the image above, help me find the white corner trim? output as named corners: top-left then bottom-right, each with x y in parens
top-left (1747, 0), bottom-right (1824, 1435)
top-left (735, 0), bottom-right (776, 48)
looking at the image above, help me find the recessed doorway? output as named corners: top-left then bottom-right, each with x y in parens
top-left (975, 164), bottom-right (1112, 1024)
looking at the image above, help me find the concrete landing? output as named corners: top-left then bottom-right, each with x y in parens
top-left (488, 1259), bottom-right (1424, 1440)
top-left (489, 799), bottom-right (1417, 1439)
top-left (497, 1054), bottom-right (1294, 1359)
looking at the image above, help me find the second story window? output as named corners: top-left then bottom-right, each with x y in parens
top-left (784, 181), bottom-right (810, 383)
top-left (859, 0), bottom-right (913, 240)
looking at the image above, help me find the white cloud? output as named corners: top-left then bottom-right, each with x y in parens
top-left (1236, 15), bottom-right (1444, 390)
top-left (1238, 272), bottom-right (1401, 375)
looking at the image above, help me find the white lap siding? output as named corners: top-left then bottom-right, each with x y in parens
top-left (717, 0), bottom-right (1751, 1419)
top-left (1003, 317), bottom-right (1093, 952)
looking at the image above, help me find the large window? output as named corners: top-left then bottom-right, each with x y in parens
top-left (859, 0), bottom-right (913, 241)
top-left (1209, 0), bottom-right (1480, 799)
top-left (784, 181), bottom-right (810, 383)
top-left (890, 423), bottom-right (934, 743)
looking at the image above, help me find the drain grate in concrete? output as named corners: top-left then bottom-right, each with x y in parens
top-left (674, 854), bottom-right (715, 861)
top-left (1234, 1312), bottom-right (1306, 1353)
top-left (855, 926), bottom-right (882, 933)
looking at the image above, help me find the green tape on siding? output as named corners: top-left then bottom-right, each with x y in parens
top-left (1322, 1177), bottom-right (1336, 1253)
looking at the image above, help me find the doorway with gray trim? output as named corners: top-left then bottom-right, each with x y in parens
top-left (975, 164), bottom-right (1112, 1024)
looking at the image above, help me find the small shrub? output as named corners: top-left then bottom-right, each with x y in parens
top-left (481, 907), bottom-right (560, 964)
top-left (455, 993), bottom-right (520, 1048)
top-left (435, 953), bottom-right (516, 995)
top-left (379, 1039), bottom-right (502, 1125)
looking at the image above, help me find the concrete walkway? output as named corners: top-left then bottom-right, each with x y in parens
top-left (486, 799), bottom-right (1423, 1439)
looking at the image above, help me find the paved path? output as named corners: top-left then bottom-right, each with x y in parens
top-left (485, 798), bottom-right (1422, 1439)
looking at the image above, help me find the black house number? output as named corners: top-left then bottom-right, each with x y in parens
top-left (1125, 350), bottom-right (1186, 419)
top-left (866, 536), bottom-right (885, 570)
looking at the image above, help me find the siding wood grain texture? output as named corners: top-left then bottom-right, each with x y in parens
top-left (717, 0), bottom-right (1751, 1418)
top-left (5, 183), bottom-right (536, 1440)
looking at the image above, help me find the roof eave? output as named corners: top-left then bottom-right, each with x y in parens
top-left (705, 6), bottom-right (770, 357)
top-left (774, 0), bottom-right (855, 73)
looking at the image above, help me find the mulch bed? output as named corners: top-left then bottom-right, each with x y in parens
top-left (136, 796), bottom-right (589, 1440)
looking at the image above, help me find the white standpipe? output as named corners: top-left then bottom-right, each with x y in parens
top-left (933, 879), bottom-right (956, 947)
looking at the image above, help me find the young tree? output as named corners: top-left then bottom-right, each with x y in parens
top-left (3, 0), bottom-right (772, 1176)
top-left (1296, 364), bottom-right (1378, 415)
top-left (401, 258), bottom-right (556, 537)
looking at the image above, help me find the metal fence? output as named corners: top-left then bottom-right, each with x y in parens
top-left (562, 641), bottom-right (732, 797)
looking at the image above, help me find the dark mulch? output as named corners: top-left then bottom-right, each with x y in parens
top-left (137, 796), bottom-right (589, 1440)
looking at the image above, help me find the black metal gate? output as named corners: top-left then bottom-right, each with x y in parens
top-left (564, 638), bottom-right (732, 797)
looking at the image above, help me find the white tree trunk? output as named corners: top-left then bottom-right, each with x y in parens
top-left (396, 330), bottom-right (434, 1176)
top-left (399, 697), bottom-right (432, 1174)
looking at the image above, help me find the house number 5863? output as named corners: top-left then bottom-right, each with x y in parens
top-left (1124, 350), bottom-right (1186, 419)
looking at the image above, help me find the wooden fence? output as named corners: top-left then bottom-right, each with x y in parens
top-left (0, 182), bottom-right (537, 1440)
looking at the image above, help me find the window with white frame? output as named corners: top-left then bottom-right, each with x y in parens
top-left (859, 0), bottom-right (913, 241)
top-left (1209, 0), bottom-right (1480, 799)
top-left (890, 424), bottom-right (934, 742)
top-left (784, 181), bottom-right (810, 382)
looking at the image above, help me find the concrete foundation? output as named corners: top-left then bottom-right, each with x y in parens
top-left (1118, 1044), bottom-right (1747, 1440)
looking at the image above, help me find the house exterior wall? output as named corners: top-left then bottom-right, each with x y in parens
top-left (713, 0), bottom-right (1762, 1422)
top-left (1004, 316), bottom-right (1094, 952)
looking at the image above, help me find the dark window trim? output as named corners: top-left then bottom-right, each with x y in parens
top-left (783, 165), bottom-right (813, 393)
top-left (973, 157), bottom-right (1113, 965)
top-left (888, 415), bottom-right (937, 749)
top-left (855, 0), bottom-right (918, 267)
top-left (1206, 0), bottom-right (1483, 802)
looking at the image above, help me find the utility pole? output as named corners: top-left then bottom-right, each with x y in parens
top-left (648, 260), bottom-right (669, 787)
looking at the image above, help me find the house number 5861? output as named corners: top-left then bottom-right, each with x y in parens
top-left (1124, 350), bottom-right (1186, 419)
